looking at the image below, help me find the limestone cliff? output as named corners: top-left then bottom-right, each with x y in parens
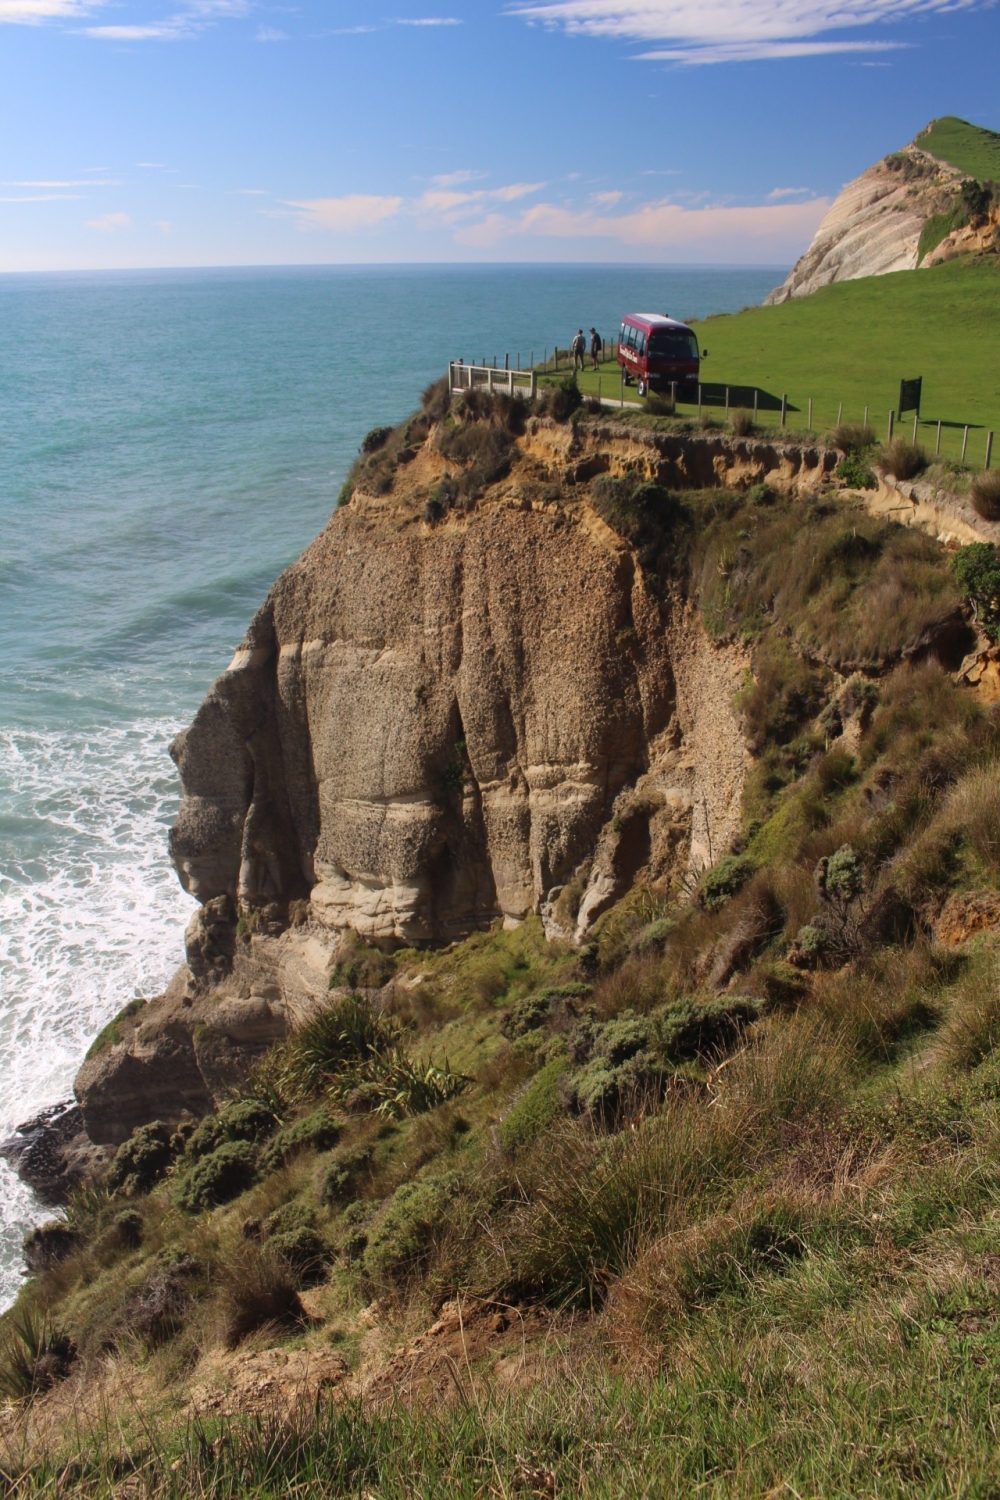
top-left (70, 409), bottom-right (844, 1151)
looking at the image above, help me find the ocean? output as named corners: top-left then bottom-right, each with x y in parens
top-left (0, 262), bottom-right (781, 1305)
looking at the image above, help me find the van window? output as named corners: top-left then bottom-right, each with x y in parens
top-left (635, 330), bottom-right (647, 356)
top-left (625, 325), bottom-right (637, 349)
top-left (647, 331), bottom-right (699, 360)
top-left (620, 322), bottom-right (628, 343)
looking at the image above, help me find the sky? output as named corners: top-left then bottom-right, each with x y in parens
top-left (0, 0), bottom-right (997, 271)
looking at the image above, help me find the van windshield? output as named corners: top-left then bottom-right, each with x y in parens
top-left (647, 332), bottom-right (699, 360)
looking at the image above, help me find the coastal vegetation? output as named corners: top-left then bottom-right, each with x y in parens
top-left (8, 388), bottom-right (1000, 1496)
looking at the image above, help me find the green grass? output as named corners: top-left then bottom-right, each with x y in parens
top-left (920, 115), bottom-right (1000, 183)
top-left (684, 259), bottom-right (1000, 460)
top-left (536, 261), bottom-right (1000, 465)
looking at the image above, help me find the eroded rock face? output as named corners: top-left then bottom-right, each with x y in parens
top-left (765, 142), bottom-right (963, 304)
top-left (170, 495), bottom-right (676, 946)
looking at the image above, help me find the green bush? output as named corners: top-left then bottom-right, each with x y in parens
top-left (699, 854), bottom-right (756, 912)
top-left (317, 1143), bottom-right (374, 1208)
top-left (654, 995), bottom-right (761, 1063)
top-left (836, 452), bottom-right (877, 490)
top-left (184, 1100), bottom-right (278, 1163)
top-left (175, 1141), bottom-right (258, 1212)
top-left (361, 425), bottom-right (393, 455)
top-left (499, 1060), bottom-right (568, 1154)
top-left (363, 1174), bottom-right (463, 1289)
top-left (267, 1226), bottom-right (329, 1285)
top-left (502, 993), bottom-right (554, 1040)
top-left (261, 1110), bottom-right (341, 1172)
top-left (107, 1122), bottom-right (175, 1198)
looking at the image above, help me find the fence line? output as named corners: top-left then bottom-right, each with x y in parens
top-left (448, 363), bottom-right (537, 400)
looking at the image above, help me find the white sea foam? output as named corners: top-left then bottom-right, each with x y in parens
top-left (0, 720), bottom-right (195, 1307)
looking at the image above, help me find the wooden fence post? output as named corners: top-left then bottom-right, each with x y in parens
top-left (936, 420), bottom-right (942, 456)
top-left (781, 393), bottom-right (787, 428)
top-left (962, 426), bottom-right (969, 461)
top-left (912, 413), bottom-right (919, 443)
top-left (725, 387), bottom-right (730, 420)
top-left (887, 411), bottom-right (894, 443)
top-left (698, 385), bottom-right (702, 421)
top-left (753, 389), bottom-right (758, 426)
top-left (837, 402), bottom-right (843, 426)
top-left (987, 431), bottom-right (994, 470)
top-left (808, 397), bottom-right (813, 431)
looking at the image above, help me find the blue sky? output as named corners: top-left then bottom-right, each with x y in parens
top-left (1, 0), bottom-right (997, 271)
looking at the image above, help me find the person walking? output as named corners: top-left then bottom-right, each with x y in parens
top-left (589, 327), bottom-right (602, 371)
top-left (571, 329), bottom-right (586, 372)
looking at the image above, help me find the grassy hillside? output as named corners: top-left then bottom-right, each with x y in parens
top-left (552, 261), bottom-right (1000, 463)
top-left (921, 115), bottom-right (1000, 184)
top-left (684, 259), bottom-right (1000, 460)
top-left (10, 397), bottom-right (1000, 1496)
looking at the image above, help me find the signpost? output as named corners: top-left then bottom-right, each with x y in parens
top-left (898, 377), bottom-right (922, 418)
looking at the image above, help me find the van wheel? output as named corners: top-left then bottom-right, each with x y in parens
top-left (638, 378), bottom-right (648, 397)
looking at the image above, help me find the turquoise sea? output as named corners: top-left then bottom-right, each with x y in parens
top-left (0, 263), bottom-right (781, 1303)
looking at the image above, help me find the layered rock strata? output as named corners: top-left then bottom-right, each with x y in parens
top-left (66, 419), bottom-right (846, 1155)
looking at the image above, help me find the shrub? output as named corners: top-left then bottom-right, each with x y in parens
top-left (0, 1309), bottom-right (75, 1401)
top-left (112, 1208), bottom-right (144, 1250)
top-left (22, 1223), bottom-right (78, 1276)
top-left (261, 1111), bottom-right (341, 1172)
top-left (970, 470), bottom-right (1000, 522)
top-left (361, 426), bottom-right (393, 455)
top-left (421, 376), bottom-right (450, 421)
top-left (699, 854), bottom-right (756, 912)
top-left (267, 1226), bottom-right (328, 1285)
top-left (106, 1121), bottom-right (175, 1198)
top-left (175, 1141), bottom-right (258, 1212)
top-left (947, 764), bottom-right (1000, 874)
top-left (436, 419), bottom-right (515, 500)
top-left (729, 408), bottom-right (754, 437)
top-left (340, 1054), bottom-right (468, 1120)
top-left (317, 1143), bottom-right (374, 1208)
top-left (219, 1246), bottom-right (304, 1348)
top-left (363, 1174), bottom-right (463, 1290)
top-left (126, 1256), bottom-right (200, 1346)
top-left (184, 1100), bottom-right (278, 1163)
top-left (330, 932), bottom-right (397, 991)
top-left (543, 376), bottom-right (582, 423)
top-left (654, 995), bottom-right (761, 1063)
top-left (879, 438), bottom-right (926, 481)
top-left (953, 542), bottom-right (1000, 637)
top-left (746, 482), bottom-right (774, 505)
top-left (279, 994), bottom-right (399, 1102)
top-left (835, 452), bottom-right (877, 490)
top-left (502, 993), bottom-right (554, 1040)
top-left (498, 1059), bottom-right (568, 1155)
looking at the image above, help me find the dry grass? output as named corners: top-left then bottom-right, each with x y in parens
top-left (879, 437), bottom-right (927, 481)
top-left (970, 468), bottom-right (1000, 521)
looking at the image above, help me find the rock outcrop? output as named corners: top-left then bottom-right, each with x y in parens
top-left (66, 416), bottom-right (844, 1154)
top-left (765, 126), bottom-right (966, 304)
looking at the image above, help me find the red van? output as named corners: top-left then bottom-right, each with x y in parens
top-left (617, 314), bottom-right (700, 397)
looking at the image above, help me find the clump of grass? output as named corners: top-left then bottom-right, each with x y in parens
top-left (831, 422), bottom-right (873, 453)
top-left (970, 469), bottom-right (1000, 521)
top-left (879, 437), bottom-right (927, 481)
top-left (0, 1308), bottom-right (75, 1401)
top-left (645, 392), bottom-right (675, 417)
top-left (729, 408), bottom-right (754, 437)
top-left (219, 1245), bottom-right (304, 1348)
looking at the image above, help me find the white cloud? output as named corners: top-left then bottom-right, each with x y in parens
top-left (86, 0), bottom-right (247, 39)
top-left (449, 193), bottom-right (830, 254)
top-left (0, 193), bottom-right (84, 200)
top-left (256, 23), bottom-right (286, 38)
top-left (0, 0), bottom-right (94, 22)
top-left (1, 178), bottom-right (120, 186)
top-left (393, 15), bottom-right (461, 23)
top-left (416, 180), bottom-right (546, 218)
top-left (509, 0), bottom-right (980, 63)
top-left (282, 194), bottom-right (404, 231)
top-left (431, 169), bottom-right (487, 188)
top-left (767, 186), bottom-right (814, 199)
top-left (87, 210), bottom-right (131, 231)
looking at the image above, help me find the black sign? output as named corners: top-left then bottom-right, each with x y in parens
top-left (898, 377), bottom-right (922, 416)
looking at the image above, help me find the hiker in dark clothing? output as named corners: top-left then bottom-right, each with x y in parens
top-left (590, 327), bottom-right (602, 371)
